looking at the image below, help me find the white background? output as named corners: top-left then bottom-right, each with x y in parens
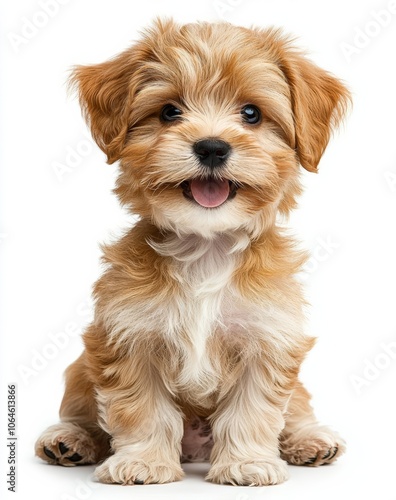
top-left (1, 0), bottom-right (396, 499)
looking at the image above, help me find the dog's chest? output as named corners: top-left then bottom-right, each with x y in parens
top-left (171, 238), bottom-right (236, 341)
top-left (107, 233), bottom-right (300, 402)
top-left (162, 237), bottom-right (249, 396)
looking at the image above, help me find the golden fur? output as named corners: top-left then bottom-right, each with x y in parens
top-left (35, 19), bottom-right (350, 486)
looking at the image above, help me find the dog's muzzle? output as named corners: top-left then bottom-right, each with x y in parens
top-left (183, 139), bottom-right (236, 208)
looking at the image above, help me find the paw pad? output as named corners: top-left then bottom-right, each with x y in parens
top-left (42, 442), bottom-right (84, 465)
top-left (43, 447), bottom-right (57, 460)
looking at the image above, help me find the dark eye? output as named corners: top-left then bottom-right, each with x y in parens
top-left (241, 105), bottom-right (261, 125)
top-left (161, 104), bottom-right (183, 122)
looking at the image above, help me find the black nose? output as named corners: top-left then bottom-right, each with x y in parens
top-left (193, 139), bottom-right (231, 169)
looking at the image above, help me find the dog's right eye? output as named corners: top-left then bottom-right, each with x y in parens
top-left (241, 104), bottom-right (261, 125)
top-left (161, 104), bottom-right (183, 122)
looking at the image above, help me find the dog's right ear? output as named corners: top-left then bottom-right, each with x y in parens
top-left (273, 38), bottom-right (351, 173)
top-left (280, 53), bottom-right (351, 173)
top-left (70, 43), bottom-right (149, 164)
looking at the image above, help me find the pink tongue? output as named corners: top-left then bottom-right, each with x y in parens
top-left (190, 179), bottom-right (230, 208)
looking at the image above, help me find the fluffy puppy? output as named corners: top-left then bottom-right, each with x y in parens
top-left (35, 19), bottom-right (350, 486)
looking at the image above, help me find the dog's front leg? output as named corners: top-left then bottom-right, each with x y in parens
top-left (207, 360), bottom-right (290, 486)
top-left (94, 357), bottom-right (184, 485)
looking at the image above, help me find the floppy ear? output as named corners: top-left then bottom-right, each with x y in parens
top-left (70, 43), bottom-right (149, 164)
top-left (279, 49), bottom-right (351, 172)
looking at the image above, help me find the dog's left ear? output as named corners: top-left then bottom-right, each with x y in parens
top-left (278, 45), bottom-right (351, 173)
top-left (70, 43), bottom-right (149, 164)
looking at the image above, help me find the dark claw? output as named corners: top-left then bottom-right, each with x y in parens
top-left (305, 456), bottom-right (317, 465)
top-left (328, 446), bottom-right (338, 460)
top-left (43, 447), bottom-right (57, 460)
top-left (133, 479), bottom-right (144, 485)
top-left (322, 449), bottom-right (332, 460)
top-left (59, 442), bottom-right (69, 455)
top-left (67, 452), bottom-right (83, 462)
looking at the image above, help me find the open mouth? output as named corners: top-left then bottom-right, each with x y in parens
top-left (181, 178), bottom-right (238, 208)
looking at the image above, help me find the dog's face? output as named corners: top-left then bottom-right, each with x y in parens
top-left (73, 20), bottom-right (349, 238)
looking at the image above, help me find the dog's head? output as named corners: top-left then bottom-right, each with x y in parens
top-left (72, 19), bottom-right (350, 238)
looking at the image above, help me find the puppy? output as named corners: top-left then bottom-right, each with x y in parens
top-left (35, 19), bottom-right (350, 486)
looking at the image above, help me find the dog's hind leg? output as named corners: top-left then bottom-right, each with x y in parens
top-left (35, 352), bottom-right (110, 466)
top-left (279, 381), bottom-right (345, 467)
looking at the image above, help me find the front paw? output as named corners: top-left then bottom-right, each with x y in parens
top-left (35, 423), bottom-right (97, 466)
top-left (280, 425), bottom-right (346, 466)
top-left (95, 452), bottom-right (184, 485)
top-left (207, 457), bottom-right (289, 486)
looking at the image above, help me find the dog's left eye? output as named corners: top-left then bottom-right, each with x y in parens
top-left (161, 104), bottom-right (183, 122)
top-left (241, 105), bottom-right (261, 124)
